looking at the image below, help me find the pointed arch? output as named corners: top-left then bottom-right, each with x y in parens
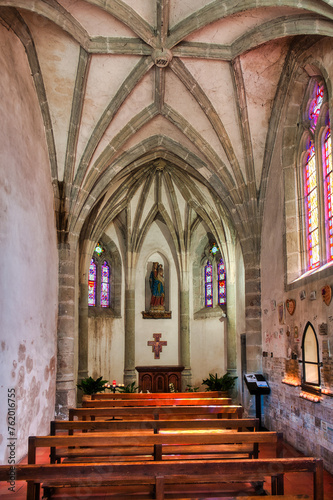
top-left (301, 322), bottom-right (320, 389)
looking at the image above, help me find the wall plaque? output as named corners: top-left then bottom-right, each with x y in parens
top-left (286, 299), bottom-right (296, 315)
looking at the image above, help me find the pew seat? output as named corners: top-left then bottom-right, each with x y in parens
top-left (28, 431), bottom-right (283, 464)
top-left (0, 458), bottom-right (322, 500)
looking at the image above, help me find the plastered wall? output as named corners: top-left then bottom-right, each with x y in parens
top-left (0, 27), bottom-right (58, 464)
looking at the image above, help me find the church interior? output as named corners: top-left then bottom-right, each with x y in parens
top-left (1, 0), bottom-right (333, 495)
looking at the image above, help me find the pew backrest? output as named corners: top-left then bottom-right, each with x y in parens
top-left (82, 397), bottom-right (232, 408)
top-left (90, 391), bottom-right (224, 400)
top-left (69, 404), bottom-right (243, 421)
top-left (28, 431), bottom-right (283, 464)
top-left (50, 417), bottom-right (259, 435)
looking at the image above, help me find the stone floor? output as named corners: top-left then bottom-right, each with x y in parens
top-left (0, 439), bottom-right (332, 499)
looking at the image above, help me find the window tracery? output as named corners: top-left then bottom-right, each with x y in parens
top-left (88, 245), bottom-right (110, 308)
top-left (88, 259), bottom-right (97, 307)
top-left (204, 257), bottom-right (227, 308)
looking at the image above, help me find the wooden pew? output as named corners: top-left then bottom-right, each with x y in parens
top-left (28, 431), bottom-right (283, 464)
top-left (82, 396), bottom-right (232, 407)
top-left (90, 391), bottom-right (223, 399)
top-left (69, 404), bottom-right (243, 421)
top-left (50, 417), bottom-right (260, 436)
top-left (0, 457), bottom-right (323, 500)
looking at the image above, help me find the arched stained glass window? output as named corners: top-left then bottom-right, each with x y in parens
top-left (305, 141), bottom-right (319, 270)
top-left (217, 258), bottom-right (226, 305)
top-left (205, 261), bottom-right (213, 307)
top-left (301, 81), bottom-right (333, 272)
top-left (323, 127), bottom-right (333, 261)
top-left (101, 261), bottom-right (110, 307)
top-left (88, 259), bottom-right (97, 306)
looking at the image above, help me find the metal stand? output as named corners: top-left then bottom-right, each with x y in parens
top-left (255, 394), bottom-right (263, 429)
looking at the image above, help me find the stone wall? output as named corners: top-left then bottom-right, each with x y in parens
top-left (261, 43), bottom-right (333, 473)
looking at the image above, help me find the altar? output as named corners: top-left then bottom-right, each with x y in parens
top-left (136, 365), bottom-right (184, 393)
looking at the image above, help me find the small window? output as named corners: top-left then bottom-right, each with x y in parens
top-left (304, 141), bottom-right (319, 269)
top-left (301, 322), bottom-right (320, 391)
top-left (100, 261), bottom-right (110, 307)
top-left (204, 260), bottom-right (213, 307)
top-left (88, 259), bottom-right (97, 306)
top-left (88, 246), bottom-right (110, 308)
top-left (217, 258), bottom-right (226, 305)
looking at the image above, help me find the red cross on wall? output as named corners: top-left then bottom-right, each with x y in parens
top-left (147, 333), bottom-right (167, 359)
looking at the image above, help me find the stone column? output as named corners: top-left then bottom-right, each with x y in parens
top-left (124, 288), bottom-right (136, 385)
top-left (55, 243), bottom-right (76, 419)
top-left (78, 282), bottom-right (88, 382)
top-left (180, 289), bottom-right (191, 391)
top-left (244, 264), bottom-right (262, 373)
top-left (226, 281), bottom-right (237, 371)
top-left (242, 258), bottom-right (262, 416)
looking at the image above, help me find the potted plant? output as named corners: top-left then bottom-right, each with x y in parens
top-left (202, 372), bottom-right (237, 396)
top-left (185, 385), bottom-right (200, 392)
top-left (77, 376), bottom-right (108, 398)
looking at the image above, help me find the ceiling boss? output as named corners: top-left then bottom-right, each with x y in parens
top-left (152, 48), bottom-right (173, 68)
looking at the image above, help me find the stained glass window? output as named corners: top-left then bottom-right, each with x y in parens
top-left (217, 258), bottom-right (226, 305)
top-left (305, 142), bottom-right (320, 269)
top-left (323, 127), bottom-right (333, 261)
top-left (95, 243), bottom-right (104, 256)
top-left (101, 261), bottom-right (110, 307)
top-left (205, 261), bottom-right (213, 307)
top-left (300, 80), bottom-right (332, 273)
top-left (309, 84), bottom-right (324, 132)
top-left (88, 259), bottom-right (97, 306)
top-left (210, 243), bottom-right (219, 256)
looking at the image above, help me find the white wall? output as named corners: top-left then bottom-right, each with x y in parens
top-left (0, 27), bottom-right (58, 464)
top-left (135, 223), bottom-right (179, 368)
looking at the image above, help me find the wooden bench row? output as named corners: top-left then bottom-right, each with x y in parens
top-left (69, 404), bottom-right (243, 420)
top-left (28, 431), bottom-right (283, 464)
top-left (2, 397), bottom-right (323, 500)
top-left (51, 417), bottom-right (260, 435)
top-left (82, 396), bottom-right (232, 407)
top-left (0, 458), bottom-right (322, 500)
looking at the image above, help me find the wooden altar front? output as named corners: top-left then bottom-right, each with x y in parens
top-left (136, 366), bottom-right (184, 393)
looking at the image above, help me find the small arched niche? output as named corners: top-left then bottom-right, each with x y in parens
top-left (301, 322), bottom-right (321, 393)
top-left (145, 252), bottom-right (170, 312)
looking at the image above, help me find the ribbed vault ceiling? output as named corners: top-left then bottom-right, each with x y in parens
top-left (1, 0), bottom-right (333, 249)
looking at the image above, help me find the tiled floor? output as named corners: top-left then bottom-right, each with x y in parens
top-left (1, 439), bottom-right (332, 499)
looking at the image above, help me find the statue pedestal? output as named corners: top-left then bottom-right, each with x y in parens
top-left (142, 310), bottom-right (172, 319)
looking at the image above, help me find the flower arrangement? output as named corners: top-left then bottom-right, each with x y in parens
top-left (117, 381), bottom-right (138, 393)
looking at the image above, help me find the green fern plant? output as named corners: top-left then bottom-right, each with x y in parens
top-left (185, 385), bottom-right (200, 392)
top-left (202, 372), bottom-right (237, 392)
top-left (77, 376), bottom-right (108, 395)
